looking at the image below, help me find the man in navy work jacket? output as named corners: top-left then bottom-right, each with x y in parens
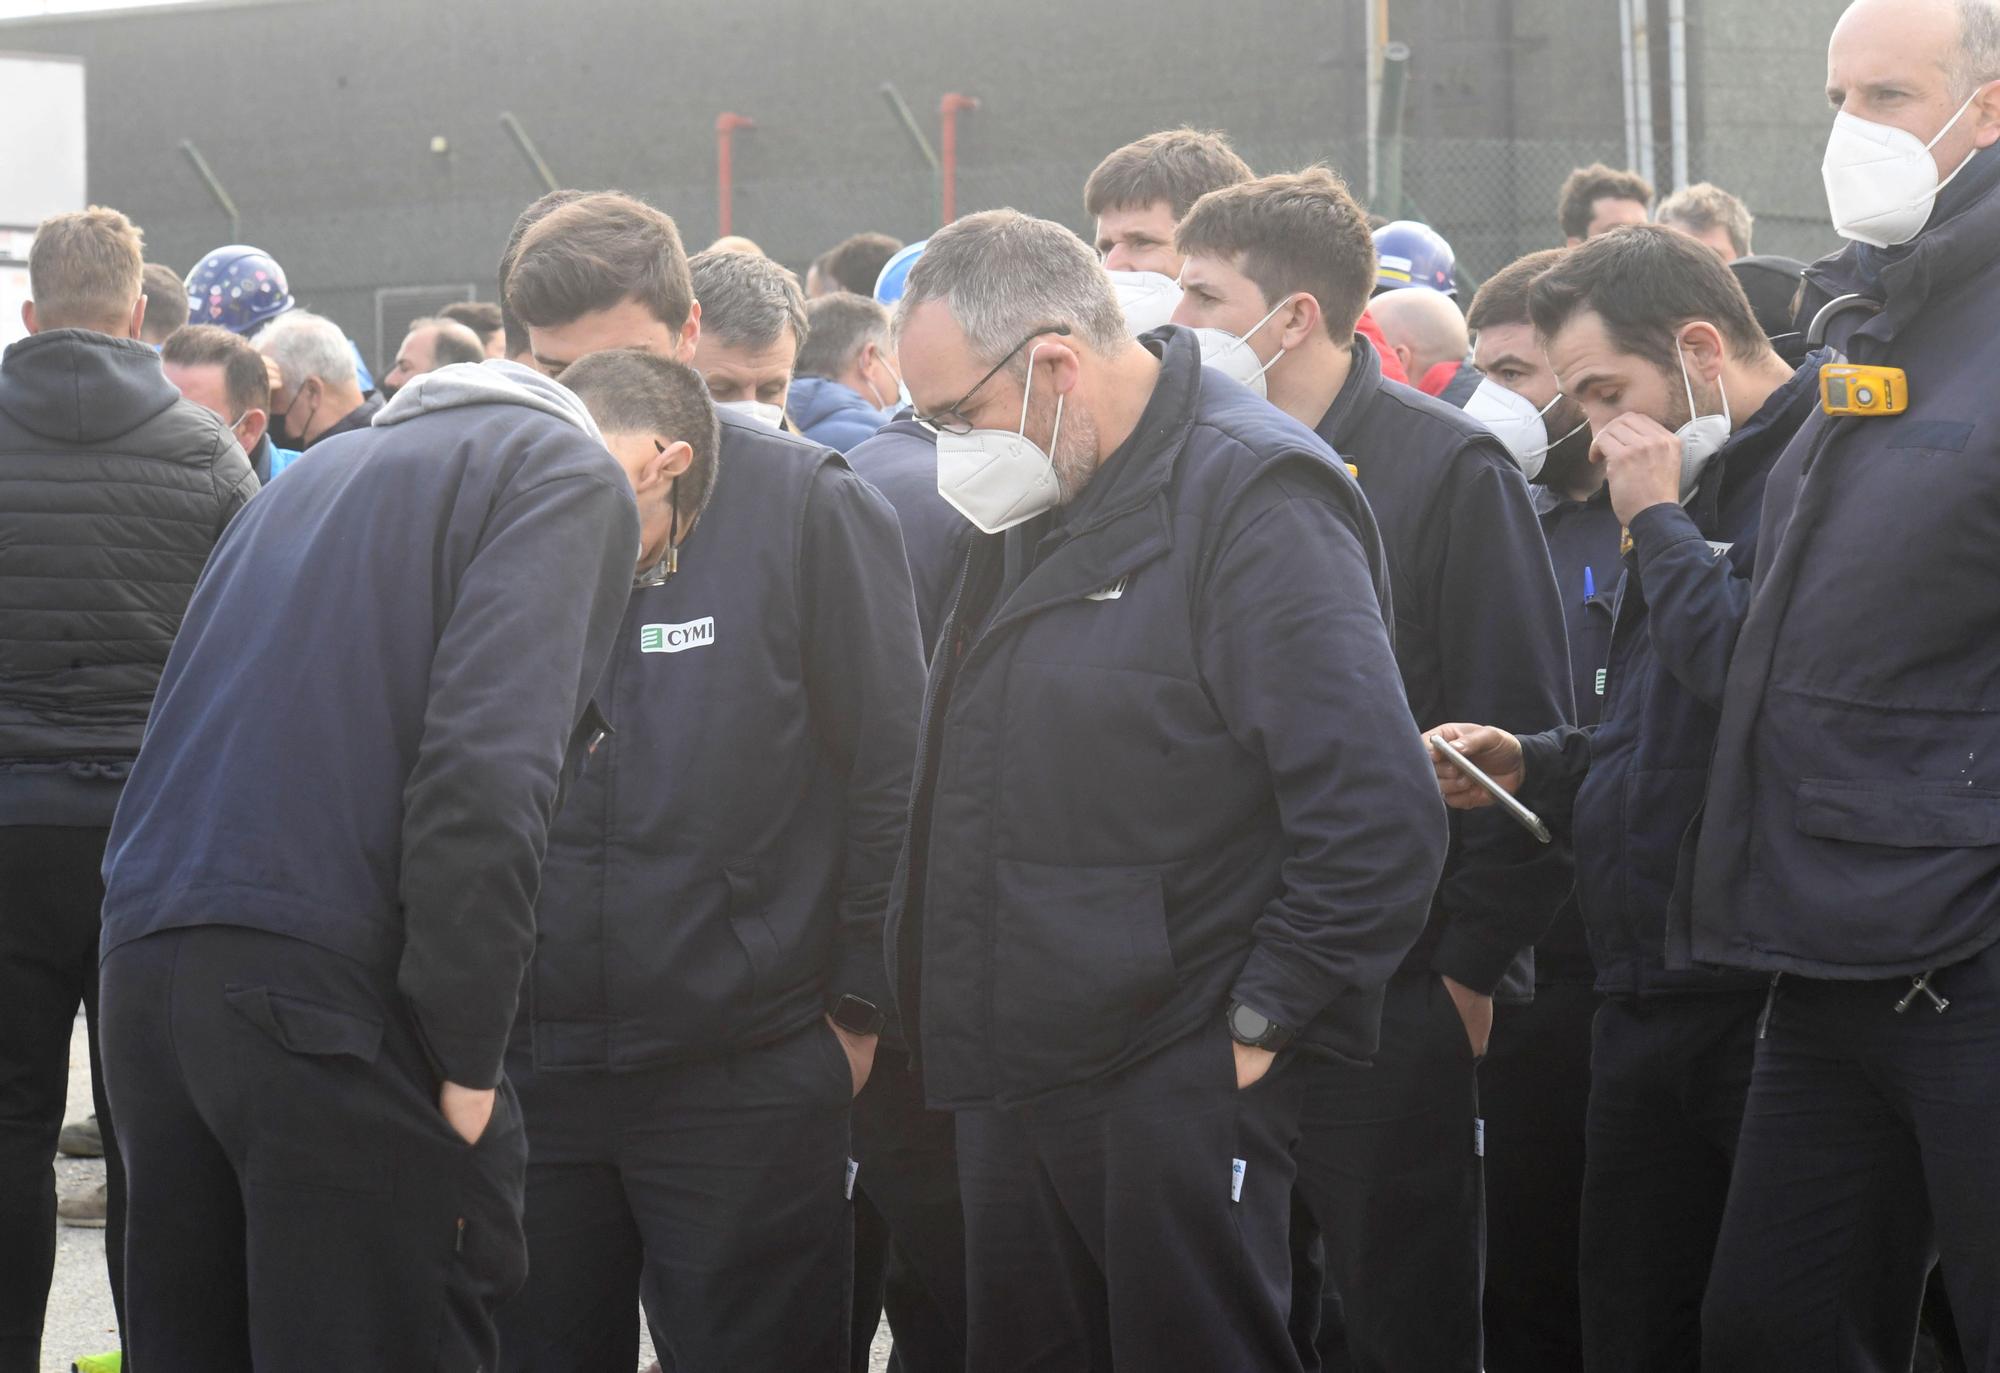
top-left (1430, 226), bottom-right (1826, 1373)
top-left (1690, 2), bottom-right (2000, 1366)
top-left (499, 191), bottom-right (925, 1373)
top-left (889, 208), bottom-right (1447, 1373)
top-left (1171, 168), bottom-right (1574, 1373)
top-left (97, 353), bottom-right (659, 1368)
top-left (1457, 244), bottom-right (1618, 1373)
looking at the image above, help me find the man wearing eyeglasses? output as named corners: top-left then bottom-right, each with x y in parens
top-left (888, 209), bottom-right (1448, 1372)
top-left (496, 190), bottom-right (926, 1372)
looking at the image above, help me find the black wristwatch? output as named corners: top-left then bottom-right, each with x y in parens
top-left (1226, 1000), bottom-right (1295, 1052)
top-left (830, 994), bottom-right (885, 1037)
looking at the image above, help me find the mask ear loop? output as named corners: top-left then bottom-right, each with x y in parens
top-left (1676, 329), bottom-right (1731, 428)
top-left (1018, 341), bottom-right (1066, 500)
top-left (1896, 85), bottom-right (1991, 211)
top-left (1243, 294), bottom-right (1298, 380)
top-left (665, 479), bottom-right (679, 579)
top-left (1535, 393), bottom-right (1590, 450)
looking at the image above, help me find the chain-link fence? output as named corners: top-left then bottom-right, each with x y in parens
top-left (194, 128), bottom-right (1789, 377)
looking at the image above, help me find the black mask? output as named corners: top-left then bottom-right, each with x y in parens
top-left (269, 383), bottom-right (315, 449)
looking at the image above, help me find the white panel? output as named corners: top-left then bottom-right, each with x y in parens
top-left (0, 263), bottom-right (31, 349)
top-left (0, 54), bottom-right (86, 228)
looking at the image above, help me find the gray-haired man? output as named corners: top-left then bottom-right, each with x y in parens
top-left (887, 209), bottom-right (1447, 1372)
top-left (687, 247), bottom-right (806, 429)
top-left (253, 309), bottom-right (379, 450)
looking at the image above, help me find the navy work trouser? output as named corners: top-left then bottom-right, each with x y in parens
top-left (1482, 977), bottom-right (1598, 1373)
top-left (849, 1046), bottom-right (965, 1373)
top-left (1701, 941), bottom-right (2000, 1372)
top-left (102, 925), bottom-right (527, 1372)
top-left (0, 826), bottom-right (124, 1373)
top-left (1579, 990), bottom-right (1761, 1372)
top-left (1291, 971), bottom-right (1486, 1373)
top-left (496, 1023), bottom-right (855, 1373)
top-left (956, 1021), bottom-right (1306, 1373)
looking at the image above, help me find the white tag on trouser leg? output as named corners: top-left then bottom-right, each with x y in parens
top-left (1231, 1158), bottom-right (1247, 1203)
top-left (846, 1158), bottom-right (859, 1200)
top-left (1474, 1118), bottom-right (1486, 1158)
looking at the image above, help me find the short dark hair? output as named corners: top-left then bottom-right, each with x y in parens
top-left (140, 263), bottom-right (186, 342)
top-left (440, 299), bottom-right (503, 346)
top-left (498, 189), bottom-right (587, 358)
top-left (161, 322), bottom-right (270, 418)
top-left (559, 348), bottom-right (720, 525)
top-left (1085, 128), bottom-right (1253, 221)
top-left (1466, 247), bottom-right (1567, 335)
top-left (796, 293), bottom-right (889, 380)
top-left (688, 249), bottom-right (807, 352)
top-left (1557, 163), bottom-right (1655, 241)
top-left (821, 232), bottom-right (902, 297)
top-left (1174, 166), bottom-right (1376, 341)
top-left (1527, 225), bottom-right (1770, 374)
top-left (507, 192), bottom-right (691, 335)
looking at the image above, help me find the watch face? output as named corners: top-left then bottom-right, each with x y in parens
top-left (1231, 1004), bottom-right (1273, 1042)
top-left (833, 996), bottom-right (882, 1035)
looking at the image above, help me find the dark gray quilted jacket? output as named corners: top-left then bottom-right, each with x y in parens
top-left (0, 328), bottom-right (257, 825)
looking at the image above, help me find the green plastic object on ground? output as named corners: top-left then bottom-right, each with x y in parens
top-left (72, 1353), bottom-right (121, 1373)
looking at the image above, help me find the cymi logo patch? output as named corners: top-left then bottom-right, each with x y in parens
top-left (640, 618), bottom-right (716, 654)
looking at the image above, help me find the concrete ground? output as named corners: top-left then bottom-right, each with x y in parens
top-left (42, 1013), bottom-right (892, 1372)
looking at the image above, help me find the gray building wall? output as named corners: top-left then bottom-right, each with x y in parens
top-left (0, 0), bottom-right (1839, 368)
top-left (1689, 0), bottom-right (1845, 264)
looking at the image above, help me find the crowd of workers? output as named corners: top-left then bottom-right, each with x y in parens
top-left (4, 1), bottom-right (2000, 1371)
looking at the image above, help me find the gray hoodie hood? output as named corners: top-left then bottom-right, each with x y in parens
top-left (372, 359), bottom-right (604, 445)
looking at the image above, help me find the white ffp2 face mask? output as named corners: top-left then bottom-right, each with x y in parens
top-left (1673, 333), bottom-right (1732, 501)
top-left (934, 342), bottom-right (1066, 535)
top-left (1107, 269), bottom-right (1185, 336)
top-left (719, 399), bottom-right (785, 429)
top-left (1822, 89), bottom-right (1984, 248)
top-left (1192, 295), bottom-right (1294, 399)
top-left (1463, 378), bottom-right (1579, 481)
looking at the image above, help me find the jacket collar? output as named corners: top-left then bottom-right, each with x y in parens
top-left (1687, 348), bottom-right (1830, 530)
top-left (1532, 481), bottom-right (1612, 520)
top-left (1312, 336), bottom-right (1384, 454)
top-left (1805, 145), bottom-right (2000, 351)
top-left (972, 327), bottom-right (1201, 637)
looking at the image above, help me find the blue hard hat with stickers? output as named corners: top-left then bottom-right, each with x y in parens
top-left (185, 245), bottom-right (295, 336)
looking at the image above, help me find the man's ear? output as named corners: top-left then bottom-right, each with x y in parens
top-left (129, 294), bottom-right (147, 341)
top-left (1279, 294), bottom-right (1323, 351)
top-left (1034, 339), bottom-right (1083, 397)
top-left (1681, 319), bottom-right (1727, 381)
top-left (647, 438), bottom-right (695, 490)
top-left (1974, 79), bottom-right (2000, 149)
top-left (21, 300), bottom-right (36, 336)
top-left (236, 407), bottom-right (268, 452)
top-left (676, 300), bottom-right (703, 364)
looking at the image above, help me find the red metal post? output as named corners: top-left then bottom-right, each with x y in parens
top-left (715, 112), bottom-right (755, 237)
top-left (939, 93), bottom-right (979, 224)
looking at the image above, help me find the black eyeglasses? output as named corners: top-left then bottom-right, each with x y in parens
top-left (913, 323), bottom-right (1071, 436)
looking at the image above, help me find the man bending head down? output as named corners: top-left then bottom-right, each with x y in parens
top-left (558, 349), bottom-right (719, 582)
top-left (506, 191), bottom-right (699, 374)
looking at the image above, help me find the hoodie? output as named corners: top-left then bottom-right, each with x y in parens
top-left (787, 375), bottom-right (891, 453)
top-left (102, 358), bottom-right (640, 1089)
top-left (0, 328), bottom-right (257, 825)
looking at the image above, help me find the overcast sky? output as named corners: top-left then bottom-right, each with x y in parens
top-left (0, 0), bottom-right (198, 17)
